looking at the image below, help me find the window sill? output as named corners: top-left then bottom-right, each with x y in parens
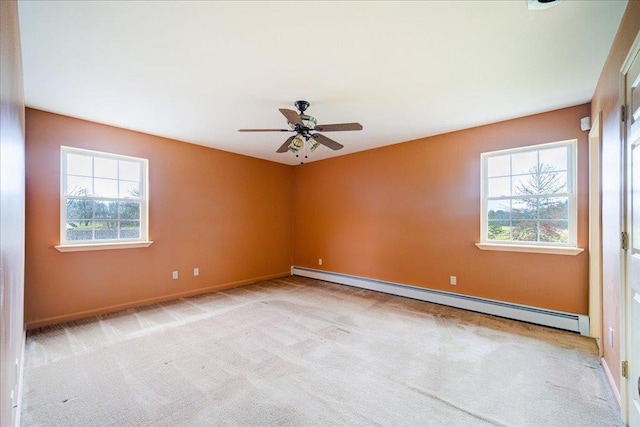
top-left (55, 241), bottom-right (154, 252)
top-left (475, 243), bottom-right (584, 256)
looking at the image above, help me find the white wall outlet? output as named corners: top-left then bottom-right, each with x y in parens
top-left (609, 327), bottom-right (613, 347)
top-left (193, 267), bottom-right (199, 276)
top-left (172, 271), bottom-right (178, 280)
top-left (449, 276), bottom-right (457, 285)
top-left (318, 258), bottom-right (323, 266)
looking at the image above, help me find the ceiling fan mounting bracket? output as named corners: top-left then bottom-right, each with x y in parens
top-left (294, 100), bottom-right (310, 113)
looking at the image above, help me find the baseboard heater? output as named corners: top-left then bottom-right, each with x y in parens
top-left (292, 267), bottom-right (590, 336)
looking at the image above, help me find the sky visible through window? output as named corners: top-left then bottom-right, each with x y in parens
top-left (487, 147), bottom-right (567, 198)
top-left (66, 153), bottom-right (140, 199)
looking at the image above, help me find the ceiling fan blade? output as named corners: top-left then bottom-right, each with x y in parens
top-left (312, 134), bottom-right (344, 151)
top-left (238, 129), bottom-right (292, 132)
top-left (279, 109), bottom-right (302, 126)
top-left (314, 123), bottom-right (363, 132)
top-left (276, 136), bottom-right (295, 153)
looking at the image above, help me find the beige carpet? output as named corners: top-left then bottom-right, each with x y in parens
top-left (21, 276), bottom-right (622, 426)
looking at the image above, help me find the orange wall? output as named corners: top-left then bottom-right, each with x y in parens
top-left (25, 109), bottom-right (293, 328)
top-left (1, 1), bottom-right (26, 425)
top-left (293, 104), bottom-right (591, 315)
top-left (591, 0), bottom-right (640, 399)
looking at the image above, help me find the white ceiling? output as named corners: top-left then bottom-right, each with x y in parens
top-left (18, 1), bottom-right (627, 165)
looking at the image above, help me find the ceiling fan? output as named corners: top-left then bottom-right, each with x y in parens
top-left (239, 100), bottom-right (363, 156)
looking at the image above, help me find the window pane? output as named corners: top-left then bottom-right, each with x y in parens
top-left (512, 198), bottom-right (536, 219)
top-left (67, 176), bottom-right (93, 196)
top-left (119, 160), bottom-right (140, 181)
top-left (487, 200), bottom-right (510, 220)
top-left (488, 177), bottom-right (510, 197)
top-left (512, 173), bottom-right (536, 196)
top-left (514, 169), bottom-right (566, 196)
top-left (487, 199), bottom-right (511, 240)
top-left (511, 151), bottom-right (537, 175)
top-left (539, 197), bottom-right (568, 220)
top-left (95, 221), bottom-right (118, 239)
top-left (511, 220), bottom-right (538, 242)
top-left (119, 201), bottom-right (140, 220)
top-left (120, 180), bottom-right (140, 199)
top-left (540, 221), bottom-right (568, 243)
top-left (67, 199), bottom-right (94, 220)
top-left (488, 221), bottom-right (510, 240)
top-left (539, 147), bottom-right (567, 172)
top-left (95, 201), bottom-right (118, 219)
top-left (487, 155), bottom-right (510, 177)
top-left (94, 157), bottom-right (118, 179)
top-left (66, 222), bottom-right (94, 241)
top-left (94, 178), bottom-right (118, 198)
top-left (67, 154), bottom-right (92, 177)
top-left (120, 221), bottom-right (140, 239)
top-left (538, 170), bottom-right (567, 195)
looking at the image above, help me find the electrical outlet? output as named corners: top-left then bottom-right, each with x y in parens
top-left (609, 327), bottom-right (614, 347)
top-left (193, 267), bottom-right (199, 276)
top-left (318, 258), bottom-right (323, 266)
top-left (450, 276), bottom-right (457, 285)
top-left (172, 271), bottom-right (178, 280)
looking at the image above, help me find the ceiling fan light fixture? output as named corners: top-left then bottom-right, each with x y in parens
top-left (288, 135), bottom-right (305, 153)
top-left (308, 136), bottom-right (321, 152)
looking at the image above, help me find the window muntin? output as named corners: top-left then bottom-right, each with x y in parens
top-left (61, 147), bottom-right (148, 245)
top-left (480, 140), bottom-right (577, 247)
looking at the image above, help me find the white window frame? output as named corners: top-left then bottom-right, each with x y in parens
top-left (56, 146), bottom-right (152, 252)
top-left (476, 139), bottom-right (583, 256)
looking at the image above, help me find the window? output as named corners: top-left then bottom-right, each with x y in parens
top-left (478, 140), bottom-right (582, 255)
top-left (57, 147), bottom-right (151, 251)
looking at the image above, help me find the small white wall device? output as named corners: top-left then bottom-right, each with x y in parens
top-left (580, 116), bottom-right (591, 131)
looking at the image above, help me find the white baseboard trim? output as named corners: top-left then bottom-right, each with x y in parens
top-left (292, 267), bottom-right (590, 335)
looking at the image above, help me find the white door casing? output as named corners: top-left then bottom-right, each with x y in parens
top-left (624, 31), bottom-right (640, 427)
top-left (589, 112), bottom-right (603, 351)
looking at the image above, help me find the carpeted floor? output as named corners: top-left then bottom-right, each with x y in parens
top-left (21, 276), bottom-right (622, 426)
